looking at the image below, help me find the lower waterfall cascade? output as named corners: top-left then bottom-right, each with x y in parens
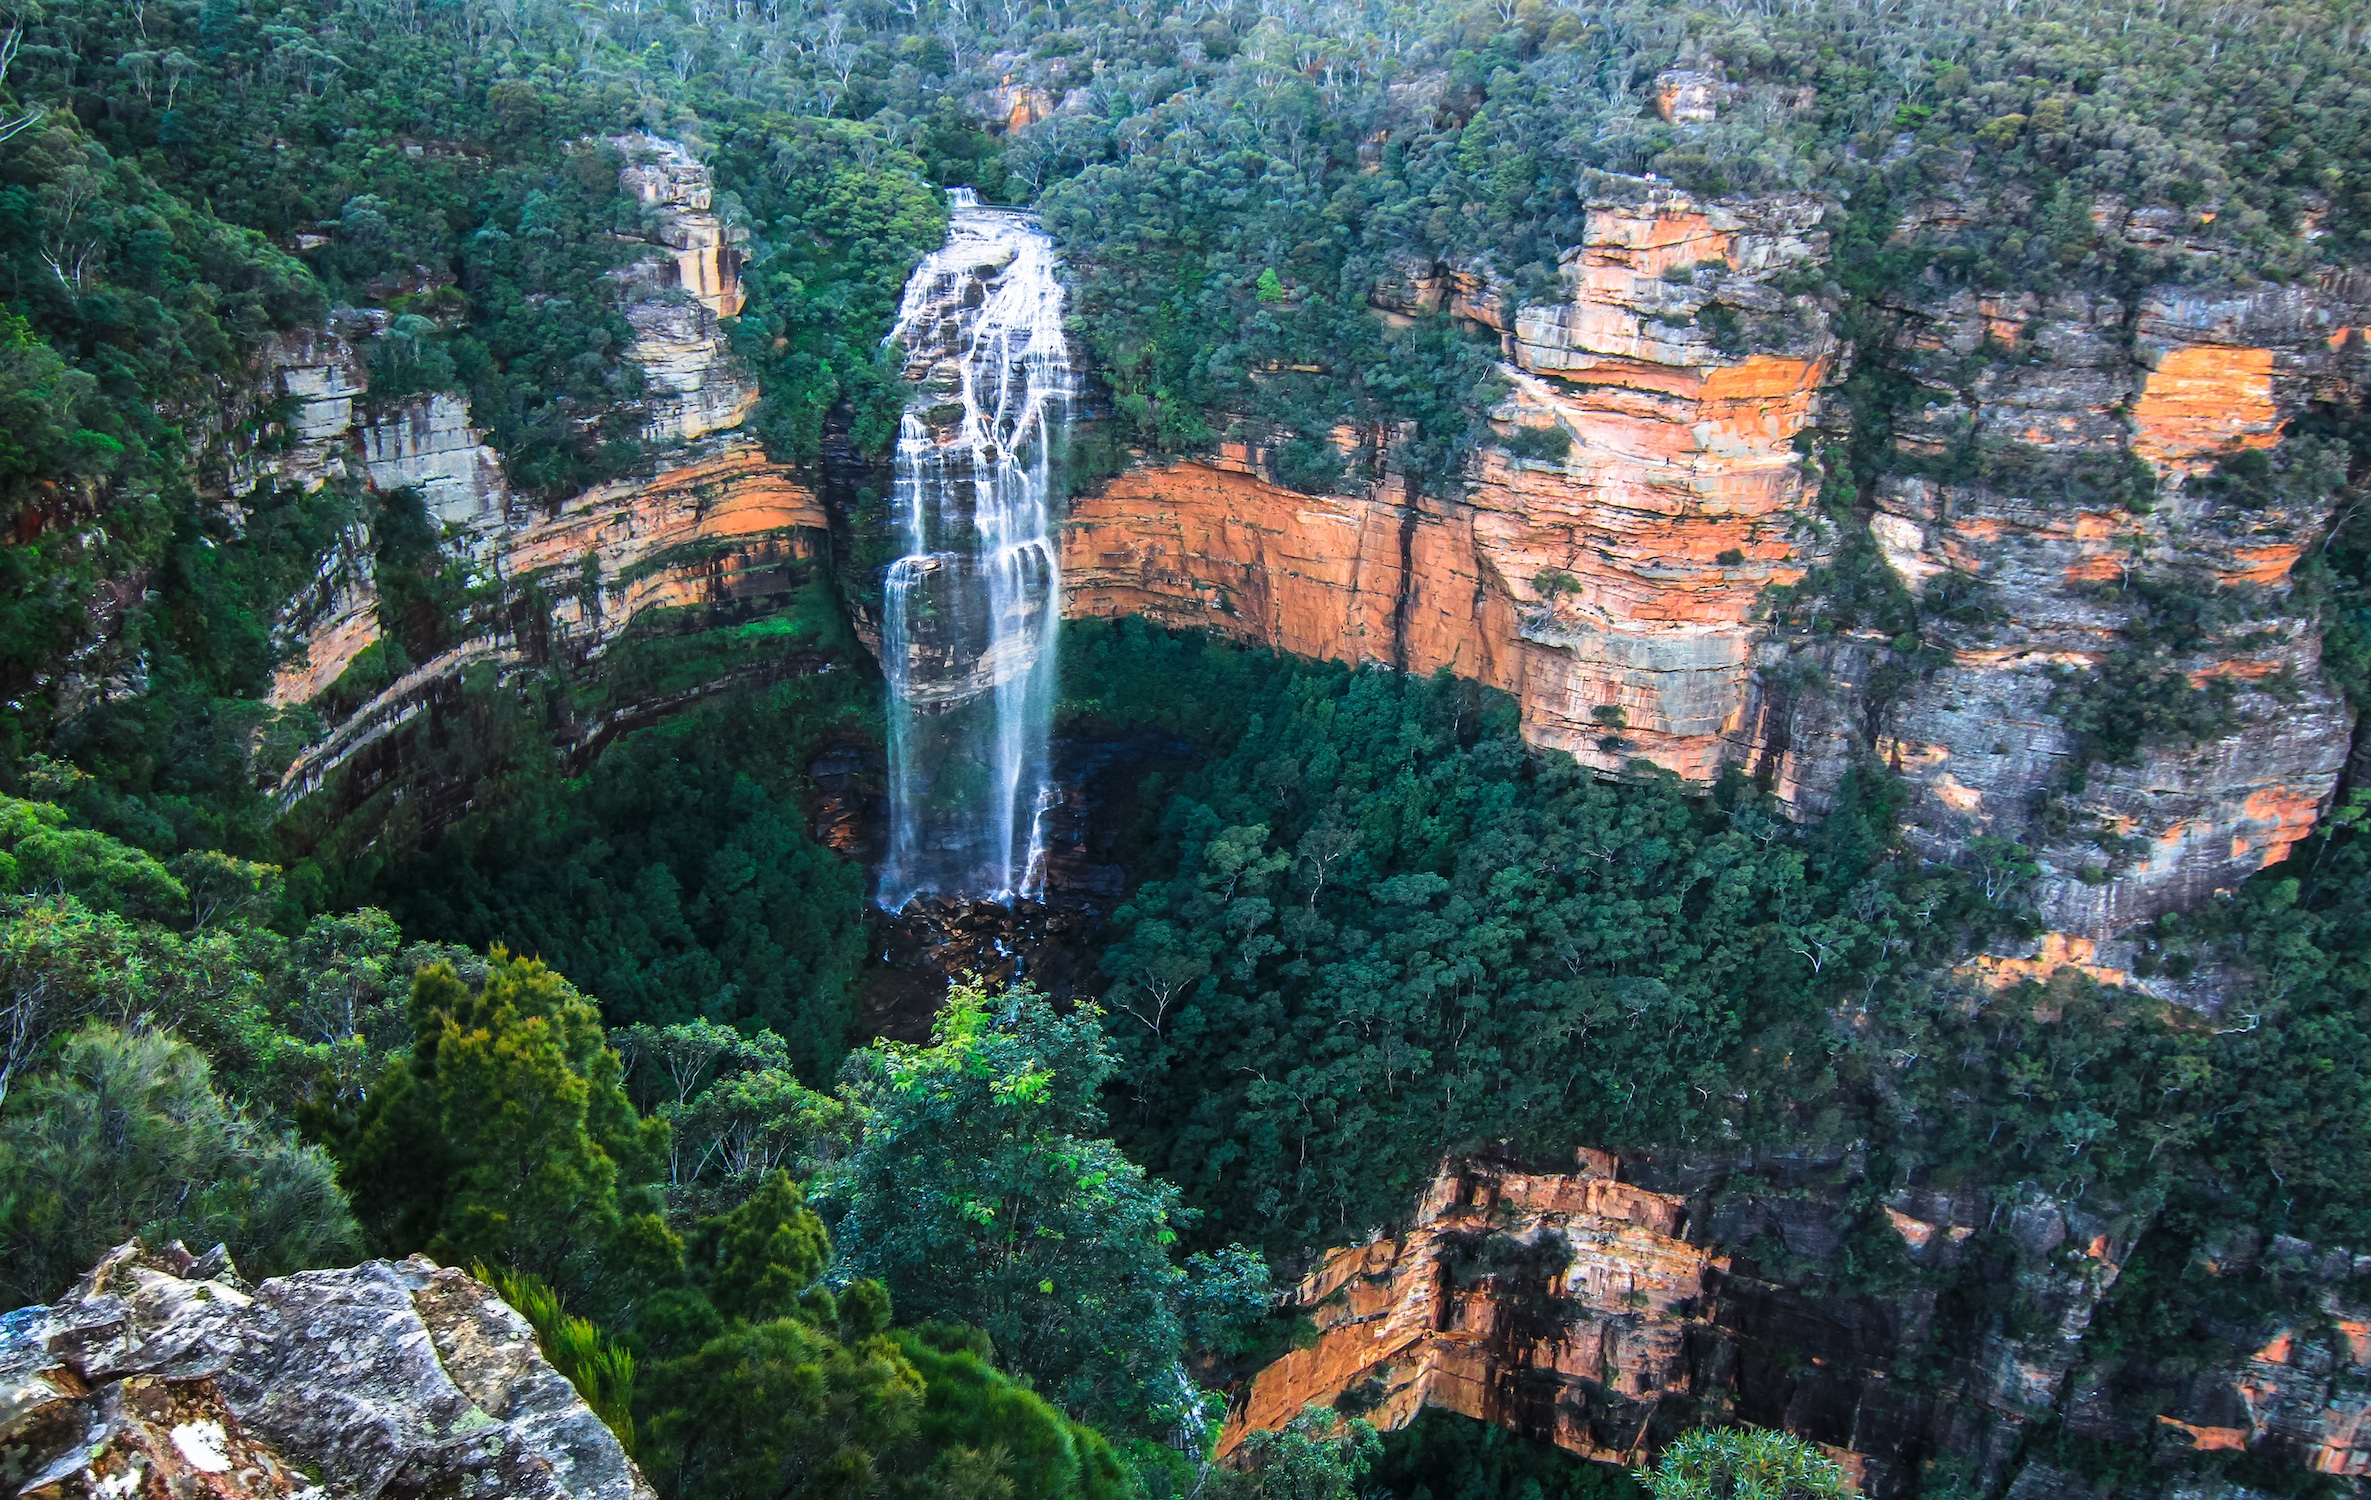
top-left (877, 190), bottom-right (1076, 910)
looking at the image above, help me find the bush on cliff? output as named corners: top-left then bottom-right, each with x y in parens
top-left (0, 1023), bottom-right (358, 1307)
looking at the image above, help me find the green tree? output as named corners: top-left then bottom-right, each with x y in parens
top-left (641, 1314), bottom-right (925, 1500)
top-left (0, 893), bottom-right (283, 1104)
top-left (824, 976), bottom-right (1217, 1436)
top-left (1217, 1405), bottom-right (1381, 1500)
top-left (341, 948), bottom-right (675, 1299)
top-left (0, 1024), bottom-right (358, 1307)
top-left (1647, 1430), bottom-right (1855, 1500)
top-left (0, 796), bottom-right (185, 922)
top-left (691, 1169), bottom-right (833, 1325)
top-left (893, 1325), bottom-right (1135, 1500)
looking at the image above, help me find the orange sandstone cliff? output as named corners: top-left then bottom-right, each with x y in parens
top-left (1066, 183), bottom-right (2371, 949)
top-left (1221, 1156), bottom-right (2371, 1497)
top-left (1066, 188), bottom-right (1833, 781)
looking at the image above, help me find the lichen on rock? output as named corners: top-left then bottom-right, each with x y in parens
top-left (0, 1240), bottom-right (652, 1500)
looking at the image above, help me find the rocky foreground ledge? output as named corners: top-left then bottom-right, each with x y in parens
top-left (0, 1241), bottom-right (650, 1500)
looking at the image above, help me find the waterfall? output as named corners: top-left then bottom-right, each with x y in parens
top-left (878, 190), bottom-right (1075, 911)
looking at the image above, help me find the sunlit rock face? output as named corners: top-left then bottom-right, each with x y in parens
top-left (1070, 190), bottom-right (1832, 782)
top-left (1221, 1156), bottom-right (2371, 1498)
top-left (1067, 180), bottom-right (2371, 947)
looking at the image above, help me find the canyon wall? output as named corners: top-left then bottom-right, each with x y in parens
top-left (1064, 182), bottom-right (2371, 947)
top-left (1067, 189), bottom-right (1831, 782)
top-left (257, 137), bottom-right (827, 808)
top-left (1224, 1155), bottom-right (2370, 1497)
top-left (1844, 267), bottom-right (2368, 938)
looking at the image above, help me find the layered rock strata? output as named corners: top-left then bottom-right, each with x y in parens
top-left (0, 1239), bottom-right (650, 1500)
top-left (261, 137), bottom-right (825, 807)
top-left (1068, 189), bottom-right (1833, 780)
top-left (358, 391), bottom-right (512, 525)
top-left (1069, 182), bottom-right (2370, 943)
top-left (1224, 1156), bottom-right (2370, 1496)
top-left (272, 440), bottom-right (826, 802)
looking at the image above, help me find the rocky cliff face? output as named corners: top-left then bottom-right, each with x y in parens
top-left (1224, 1156), bottom-right (2370, 1496)
top-left (1064, 182), bottom-right (2370, 948)
top-left (259, 138), bottom-right (824, 810)
top-left (614, 134), bottom-right (757, 447)
top-left (0, 1239), bottom-right (648, 1500)
top-left (1067, 189), bottom-right (1831, 782)
top-left (272, 442), bottom-right (827, 802)
top-left (1828, 267), bottom-right (2369, 940)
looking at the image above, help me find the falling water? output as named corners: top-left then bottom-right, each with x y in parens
top-left (877, 190), bottom-right (1075, 911)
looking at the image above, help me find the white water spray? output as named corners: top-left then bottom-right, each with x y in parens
top-left (878, 191), bottom-right (1075, 910)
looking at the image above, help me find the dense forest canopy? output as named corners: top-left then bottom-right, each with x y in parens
top-left (1, 0), bottom-right (2370, 1493)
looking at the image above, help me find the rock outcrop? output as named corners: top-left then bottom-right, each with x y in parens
top-left (1067, 188), bottom-right (1832, 780)
top-left (259, 137), bottom-right (827, 810)
top-left (358, 392), bottom-right (512, 526)
top-left (0, 1240), bottom-right (650, 1500)
top-left (613, 134), bottom-right (757, 446)
top-left (1066, 181), bottom-right (2371, 947)
top-left (1224, 1156), bottom-right (2370, 1497)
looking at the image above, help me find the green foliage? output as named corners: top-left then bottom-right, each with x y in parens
top-left (691, 1169), bottom-right (834, 1324)
top-left (2046, 567), bottom-right (2264, 776)
top-left (448, 142), bottom-right (649, 497)
top-left (482, 1263), bottom-right (641, 1455)
top-left (0, 891), bottom-right (278, 1102)
top-left (1502, 425), bottom-right (1573, 464)
top-left (823, 974), bottom-right (1217, 1437)
top-left (1368, 1410), bottom-right (1640, 1500)
top-left (893, 1327), bottom-right (1136, 1500)
top-left (708, 113), bottom-right (948, 463)
top-left (1040, 153), bottom-right (1502, 495)
top-left (1079, 622), bottom-right (1995, 1243)
top-left (640, 1312), bottom-right (926, 1500)
top-left (0, 794), bottom-right (184, 921)
top-left (341, 948), bottom-right (675, 1301)
top-left (351, 680), bottom-right (873, 1082)
top-left (615, 1020), bottom-right (848, 1212)
top-left (1646, 1429), bottom-right (1854, 1500)
top-left (633, 1177), bottom-right (1131, 1500)
top-left (2047, 657), bottom-right (2238, 773)
top-left (1215, 1405), bottom-right (1381, 1500)
top-left (0, 1024), bottom-right (358, 1308)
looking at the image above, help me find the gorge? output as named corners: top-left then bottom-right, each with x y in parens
top-left (2, 2), bottom-right (2371, 1498)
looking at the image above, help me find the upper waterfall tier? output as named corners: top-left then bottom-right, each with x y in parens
top-left (878, 192), bottom-right (1077, 911)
